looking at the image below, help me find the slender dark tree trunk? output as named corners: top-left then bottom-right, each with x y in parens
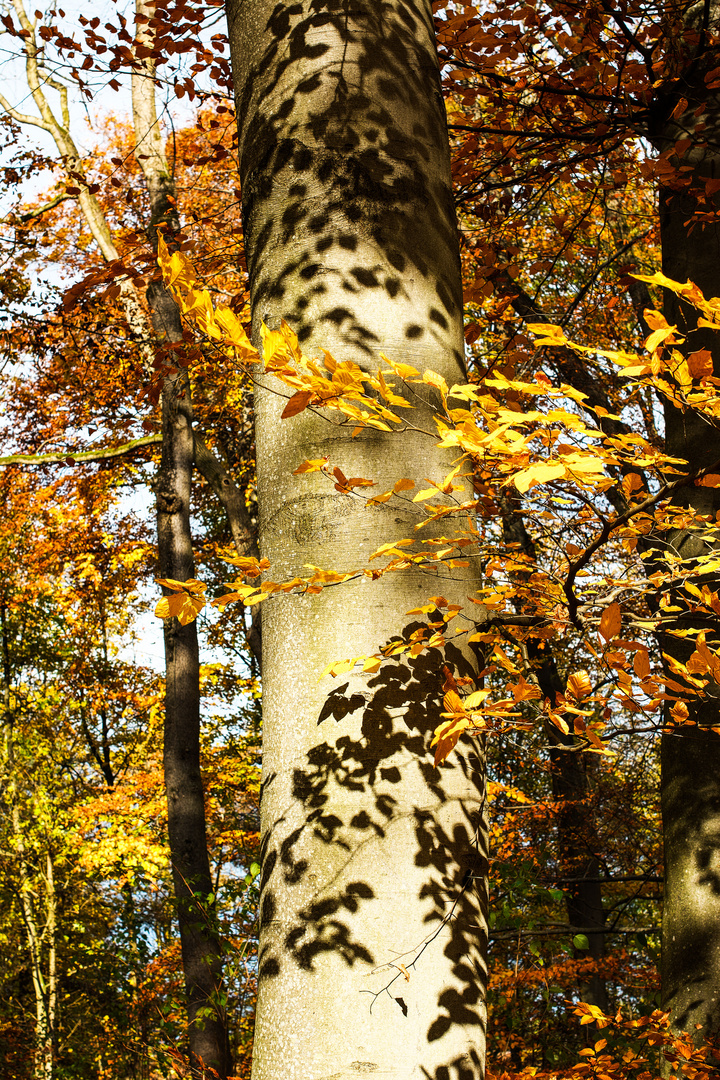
top-left (651, 14), bottom-right (720, 1043)
top-left (132, 17), bottom-right (229, 1073)
top-left (155, 367), bottom-right (229, 1080)
top-left (658, 188), bottom-right (720, 1041)
top-left (226, 2), bottom-right (488, 1077)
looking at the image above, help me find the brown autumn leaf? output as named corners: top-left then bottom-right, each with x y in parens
top-left (687, 348), bottom-right (713, 380)
top-left (281, 390), bottom-right (313, 418)
top-left (442, 664), bottom-right (458, 693)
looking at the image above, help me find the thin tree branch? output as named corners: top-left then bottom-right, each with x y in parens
top-left (0, 434), bottom-right (162, 467)
top-left (564, 456), bottom-right (720, 626)
top-left (0, 91), bottom-right (52, 132)
top-left (6, 192), bottom-right (74, 223)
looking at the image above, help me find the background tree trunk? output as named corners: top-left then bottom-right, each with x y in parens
top-left (659, 188), bottom-right (720, 1042)
top-left (654, 19), bottom-right (720, 1042)
top-left (132, 15), bottom-right (229, 1073)
top-left (226, 2), bottom-right (488, 1078)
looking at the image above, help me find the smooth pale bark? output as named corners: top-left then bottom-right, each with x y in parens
top-left (226, 3), bottom-right (487, 1078)
top-left (654, 13), bottom-right (720, 1041)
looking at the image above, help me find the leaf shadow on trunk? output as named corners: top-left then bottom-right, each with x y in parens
top-left (256, 635), bottom-right (487, 1077)
top-left (662, 723), bottom-right (720, 1037)
top-left (232, 0), bottom-right (466, 373)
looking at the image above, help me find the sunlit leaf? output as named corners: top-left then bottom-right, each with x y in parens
top-left (599, 602), bottom-right (622, 642)
top-left (281, 391), bottom-right (313, 419)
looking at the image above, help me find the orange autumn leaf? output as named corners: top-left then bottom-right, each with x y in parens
top-left (567, 670), bottom-right (592, 699)
top-left (599, 602), bottom-right (622, 642)
top-left (293, 457), bottom-right (328, 474)
top-left (633, 648), bottom-right (651, 679)
top-left (154, 578), bottom-right (207, 625)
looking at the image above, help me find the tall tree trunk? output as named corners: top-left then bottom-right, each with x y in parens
top-left (226, 3), bottom-right (487, 1078)
top-left (653, 13), bottom-right (720, 1043)
top-left (131, 14), bottom-right (229, 1074)
top-left (658, 199), bottom-right (720, 1041)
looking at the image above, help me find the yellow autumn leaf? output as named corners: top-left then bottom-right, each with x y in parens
top-left (442, 689), bottom-right (467, 715)
top-left (413, 486), bottom-right (440, 502)
top-left (513, 462), bottom-right (566, 493)
top-left (154, 596), bottom-right (171, 619)
top-left (644, 324), bottom-right (676, 353)
top-left (561, 453), bottom-right (607, 475)
top-left (214, 306), bottom-right (258, 360)
top-left (431, 715), bottom-right (471, 767)
top-left (180, 286), bottom-right (221, 341)
top-left (158, 235), bottom-right (196, 292)
top-left (156, 576), bottom-right (204, 592)
top-left (293, 458), bottom-right (329, 475)
top-left (381, 355), bottom-right (420, 379)
top-left (280, 319), bottom-right (301, 357)
top-left (212, 588), bottom-right (265, 609)
top-left (423, 370), bottom-right (449, 396)
top-left (643, 308), bottom-right (667, 330)
top-left (464, 689), bottom-right (491, 709)
top-left (526, 322), bottom-right (567, 345)
top-left (260, 322), bottom-right (288, 363)
top-left (319, 656), bottom-right (367, 678)
top-left (219, 554), bottom-right (270, 574)
top-left (548, 712), bottom-right (570, 735)
top-left (632, 270), bottom-right (692, 294)
top-left (154, 578), bottom-right (207, 625)
top-left (369, 539), bottom-right (414, 560)
top-left (618, 363), bottom-right (653, 377)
